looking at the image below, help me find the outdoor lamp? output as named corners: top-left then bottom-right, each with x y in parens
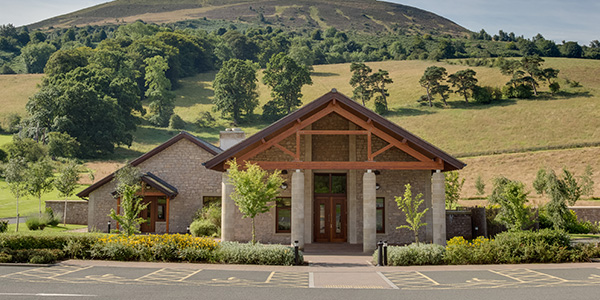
top-left (375, 183), bottom-right (381, 190)
top-left (107, 220), bottom-right (111, 233)
top-left (293, 240), bottom-right (299, 265)
top-left (281, 183), bottom-right (288, 190)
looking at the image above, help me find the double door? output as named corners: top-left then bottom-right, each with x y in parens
top-left (314, 196), bottom-right (347, 243)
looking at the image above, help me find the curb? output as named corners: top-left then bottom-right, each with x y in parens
top-left (0, 263), bottom-right (56, 267)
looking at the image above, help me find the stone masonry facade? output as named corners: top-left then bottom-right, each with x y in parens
top-left (45, 200), bottom-right (88, 225)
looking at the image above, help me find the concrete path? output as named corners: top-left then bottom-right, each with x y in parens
top-left (0, 217), bottom-right (24, 224)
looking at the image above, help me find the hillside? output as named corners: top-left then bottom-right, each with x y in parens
top-left (28, 0), bottom-right (469, 36)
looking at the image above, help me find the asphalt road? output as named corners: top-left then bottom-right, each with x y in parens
top-left (1, 263), bottom-right (600, 300)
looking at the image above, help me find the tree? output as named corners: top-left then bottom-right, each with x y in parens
top-left (109, 164), bottom-right (148, 236)
top-left (535, 168), bottom-right (583, 230)
top-left (54, 160), bottom-right (80, 226)
top-left (145, 55), bottom-right (175, 127)
top-left (395, 184), bottom-right (428, 244)
top-left (447, 69), bottom-right (478, 103)
top-left (521, 56), bottom-right (544, 96)
top-left (25, 158), bottom-right (54, 216)
top-left (226, 159), bottom-right (285, 244)
top-left (419, 66), bottom-right (448, 107)
top-left (369, 69), bottom-right (393, 114)
top-left (349, 62), bottom-right (373, 106)
top-left (580, 165), bottom-right (594, 197)
top-left (20, 42), bottom-right (56, 73)
top-left (560, 41), bottom-right (582, 58)
top-left (212, 59), bottom-right (259, 124)
top-left (539, 68), bottom-right (560, 94)
top-left (262, 53), bottom-right (312, 118)
top-left (475, 175), bottom-right (485, 195)
top-left (47, 132), bottom-right (80, 159)
top-left (4, 158), bottom-right (27, 231)
top-left (4, 136), bottom-right (47, 162)
top-left (488, 177), bottom-right (532, 231)
top-left (445, 171), bottom-right (465, 209)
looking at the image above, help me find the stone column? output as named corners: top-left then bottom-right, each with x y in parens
top-left (291, 169), bottom-right (305, 249)
top-left (432, 170), bottom-right (446, 246)
top-left (221, 171), bottom-right (235, 241)
top-left (363, 170), bottom-right (376, 253)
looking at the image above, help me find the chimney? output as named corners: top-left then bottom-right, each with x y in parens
top-left (219, 128), bottom-right (245, 150)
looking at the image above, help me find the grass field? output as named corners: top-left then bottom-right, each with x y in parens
top-left (0, 74), bottom-right (43, 127)
top-left (4, 223), bottom-right (88, 233)
top-left (0, 180), bottom-right (89, 218)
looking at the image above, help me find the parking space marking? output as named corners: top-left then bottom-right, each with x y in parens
top-left (489, 269), bottom-right (566, 286)
top-left (263, 272), bottom-right (309, 288)
top-left (265, 271), bottom-right (275, 283)
top-left (135, 268), bottom-right (202, 282)
top-left (4, 266), bottom-right (93, 281)
top-left (377, 271), bottom-right (399, 289)
top-left (380, 271), bottom-right (440, 288)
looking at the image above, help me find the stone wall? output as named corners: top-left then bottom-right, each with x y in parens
top-left (446, 211), bottom-right (472, 240)
top-left (570, 207), bottom-right (600, 223)
top-left (45, 200), bottom-right (88, 225)
top-left (88, 138), bottom-right (223, 233)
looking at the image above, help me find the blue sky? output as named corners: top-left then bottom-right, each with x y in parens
top-left (0, 0), bottom-right (597, 45)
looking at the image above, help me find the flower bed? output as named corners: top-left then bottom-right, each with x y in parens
top-left (0, 233), bottom-right (301, 265)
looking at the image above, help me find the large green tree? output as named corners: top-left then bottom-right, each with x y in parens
top-left (20, 42), bottom-right (56, 73)
top-left (226, 159), bottom-right (285, 244)
top-left (262, 53), bottom-right (312, 118)
top-left (521, 56), bottom-right (544, 96)
top-left (419, 66), bottom-right (448, 107)
top-left (447, 69), bottom-right (478, 103)
top-left (145, 55), bottom-right (175, 127)
top-left (349, 62), bottom-right (373, 106)
top-left (369, 69), bottom-right (393, 114)
top-left (212, 59), bottom-right (259, 124)
top-left (489, 177), bottom-right (532, 231)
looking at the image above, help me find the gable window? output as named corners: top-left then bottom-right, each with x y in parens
top-left (276, 197), bottom-right (291, 233)
top-left (376, 197), bottom-right (385, 233)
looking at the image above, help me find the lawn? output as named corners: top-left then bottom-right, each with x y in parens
top-left (4, 223), bottom-right (88, 233)
top-left (0, 179), bottom-right (89, 218)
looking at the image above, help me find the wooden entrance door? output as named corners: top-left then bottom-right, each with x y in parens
top-left (314, 196), bottom-right (347, 242)
top-left (139, 197), bottom-right (155, 233)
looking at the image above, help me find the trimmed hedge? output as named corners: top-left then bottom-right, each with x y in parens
top-left (374, 243), bottom-right (445, 266)
top-left (215, 242), bottom-right (301, 266)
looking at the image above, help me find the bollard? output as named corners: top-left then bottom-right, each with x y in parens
top-left (186, 226), bottom-right (190, 235)
top-left (107, 220), bottom-right (111, 233)
top-left (383, 240), bottom-right (388, 266)
top-left (294, 240), bottom-right (299, 265)
top-left (377, 241), bottom-right (384, 266)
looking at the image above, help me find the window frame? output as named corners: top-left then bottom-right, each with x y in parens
top-left (275, 197), bottom-right (292, 234)
top-left (376, 197), bottom-right (385, 234)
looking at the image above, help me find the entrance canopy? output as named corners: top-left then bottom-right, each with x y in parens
top-left (204, 89), bottom-right (465, 172)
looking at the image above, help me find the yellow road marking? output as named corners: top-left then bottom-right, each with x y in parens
top-left (527, 269), bottom-right (568, 282)
top-left (265, 271), bottom-right (275, 283)
top-left (415, 271), bottom-right (440, 285)
top-left (135, 268), bottom-right (166, 281)
top-left (178, 269), bottom-right (202, 282)
top-left (489, 269), bottom-right (526, 282)
top-left (49, 266), bottom-right (93, 278)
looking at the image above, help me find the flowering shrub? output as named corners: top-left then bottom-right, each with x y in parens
top-left (445, 236), bottom-right (496, 264)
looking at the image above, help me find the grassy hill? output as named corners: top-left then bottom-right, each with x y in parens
top-left (28, 0), bottom-right (468, 36)
top-left (1, 57), bottom-right (600, 216)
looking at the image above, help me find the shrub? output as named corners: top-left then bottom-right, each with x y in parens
top-left (26, 215), bottom-right (47, 231)
top-left (195, 111), bottom-right (216, 128)
top-left (376, 243), bottom-right (445, 266)
top-left (444, 236), bottom-right (497, 264)
top-left (169, 114), bottom-right (185, 129)
top-left (472, 85), bottom-right (492, 104)
top-left (214, 242), bottom-right (300, 265)
top-left (45, 207), bottom-right (60, 227)
top-left (0, 249), bottom-right (65, 264)
top-left (493, 229), bottom-right (571, 263)
top-left (0, 220), bottom-right (8, 233)
top-left (190, 219), bottom-right (219, 237)
top-left (549, 82), bottom-right (560, 94)
top-left (194, 203), bottom-right (221, 228)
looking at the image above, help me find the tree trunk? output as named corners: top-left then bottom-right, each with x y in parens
top-left (532, 81), bottom-right (537, 96)
top-left (251, 218), bottom-right (256, 245)
top-left (63, 197), bottom-right (68, 226)
top-left (39, 196), bottom-right (42, 216)
top-left (426, 87), bottom-right (433, 107)
top-left (16, 195), bottom-right (19, 232)
top-left (464, 93), bottom-right (469, 103)
top-left (415, 230), bottom-right (419, 245)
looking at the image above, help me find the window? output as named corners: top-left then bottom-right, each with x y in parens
top-left (314, 173), bottom-right (347, 194)
top-left (157, 197), bottom-right (166, 221)
top-left (203, 196), bottom-right (221, 207)
top-left (376, 197), bottom-right (385, 233)
top-left (276, 197), bottom-right (291, 233)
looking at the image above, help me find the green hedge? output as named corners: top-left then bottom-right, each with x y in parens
top-left (374, 243), bottom-right (445, 266)
top-left (215, 242), bottom-right (301, 266)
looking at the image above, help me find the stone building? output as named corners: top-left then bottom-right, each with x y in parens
top-left (78, 90), bottom-right (465, 252)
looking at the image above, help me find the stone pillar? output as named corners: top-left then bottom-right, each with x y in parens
top-left (221, 171), bottom-right (236, 241)
top-left (363, 170), bottom-right (376, 252)
top-left (432, 170), bottom-right (446, 246)
top-left (292, 170), bottom-right (305, 249)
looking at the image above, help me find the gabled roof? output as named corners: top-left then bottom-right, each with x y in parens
top-left (204, 89), bottom-right (466, 172)
top-left (109, 172), bottom-right (179, 198)
top-left (77, 131), bottom-right (221, 198)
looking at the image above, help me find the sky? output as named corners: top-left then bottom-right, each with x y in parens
top-left (0, 0), bottom-right (597, 45)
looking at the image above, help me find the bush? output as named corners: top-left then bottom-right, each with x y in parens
top-left (169, 114), bottom-right (185, 130)
top-left (214, 242), bottom-right (300, 265)
top-left (195, 111), bottom-right (216, 128)
top-left (444, 236), bottom-right (496, 264)
top-left (45, 207), bottom-right (60, 227)
top-left (26, 215), bottom-right (47, 231)
top-left (193, 203), bottom-right (221, 228)
top-left (549, 82), bottom-right (560, 94)
top-left (376, 243), bottom-right (445, 266)
top-left (0, 220), bottom-right (8, 233)
top-left (493, 229), bottom-right (571, 263)
top-left (190, 219), bottom-right (219, 237)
